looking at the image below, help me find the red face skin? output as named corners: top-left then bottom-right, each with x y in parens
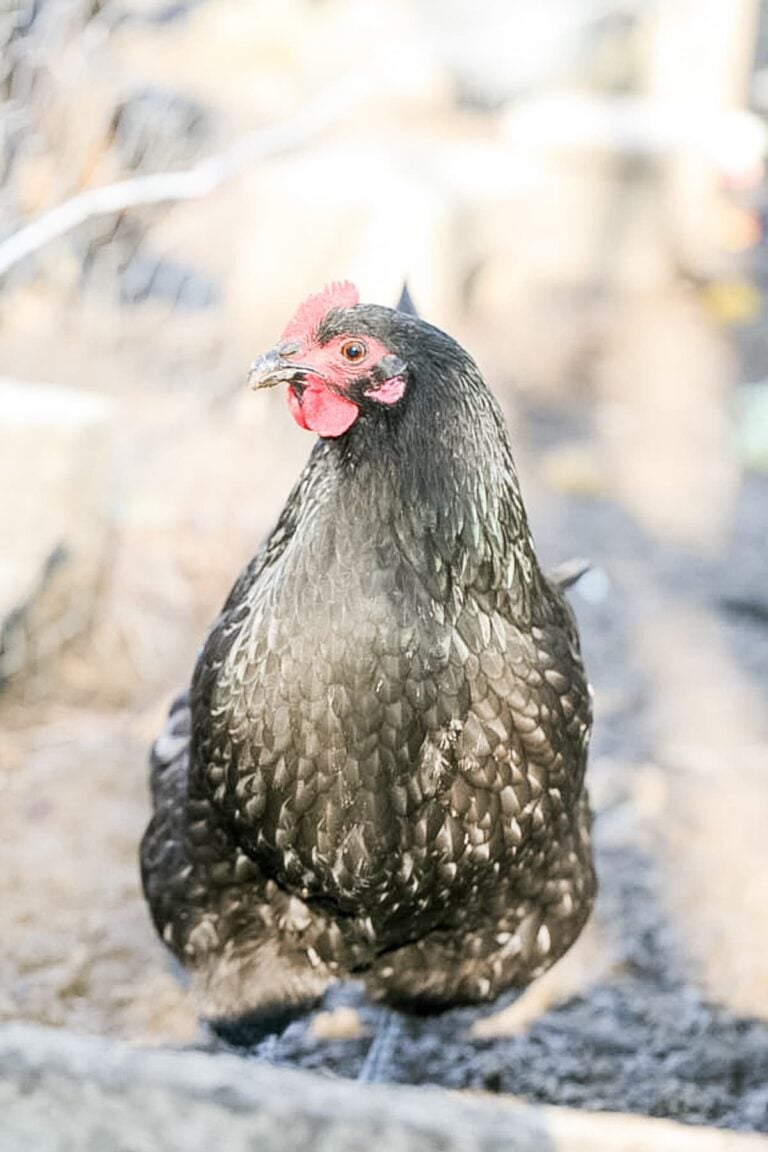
top-left (276, 283), bottom-right (406, 439)
top-left (284, 332), bottom-right (405, 438)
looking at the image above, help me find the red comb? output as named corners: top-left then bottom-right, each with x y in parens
top-left (281, 281), bottom-right (360, 342)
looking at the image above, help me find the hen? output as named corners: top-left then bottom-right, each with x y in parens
top-left (141, 283), bottom-right (595, 1043)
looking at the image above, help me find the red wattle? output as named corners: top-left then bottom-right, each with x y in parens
top-left (287, 381), bottom-right (358, 438)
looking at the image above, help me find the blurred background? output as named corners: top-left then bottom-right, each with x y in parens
top-left (1, 0), bottom-right (768, 1123)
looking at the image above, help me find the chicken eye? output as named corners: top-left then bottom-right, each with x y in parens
top-left (340, 340), bottom-right (367, 363)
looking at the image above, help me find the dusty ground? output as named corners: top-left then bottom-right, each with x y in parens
top-left (1, 275), bottom-right (767, 1135)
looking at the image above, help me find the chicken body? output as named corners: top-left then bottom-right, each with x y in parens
top-left (141, 288), bottom-right (595, 1026)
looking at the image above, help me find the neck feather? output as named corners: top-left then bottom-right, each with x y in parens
top-left (315, 357), bottom-right (542, 616)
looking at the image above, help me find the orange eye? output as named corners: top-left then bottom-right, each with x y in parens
top-left (340, 340), bottom-right (367, 363)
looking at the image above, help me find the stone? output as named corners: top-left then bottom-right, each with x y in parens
top-left (0, 378), bottom-right (112, 686)
top-left (0, 1022), bottom-right (763, 1152)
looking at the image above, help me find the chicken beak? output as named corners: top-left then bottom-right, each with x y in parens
top-left (247, 349), bottom-right (290, 391)
top-left (248, 340), bottom-right (317, 391)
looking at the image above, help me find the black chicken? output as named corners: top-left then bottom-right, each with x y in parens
top-left (141, 282), bottom-right (595, 1053)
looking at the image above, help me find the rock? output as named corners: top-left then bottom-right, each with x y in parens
top-left (0, 378), bottom-right (112, 687)
top-left (1, 1022), bottom-right (765, 1152)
